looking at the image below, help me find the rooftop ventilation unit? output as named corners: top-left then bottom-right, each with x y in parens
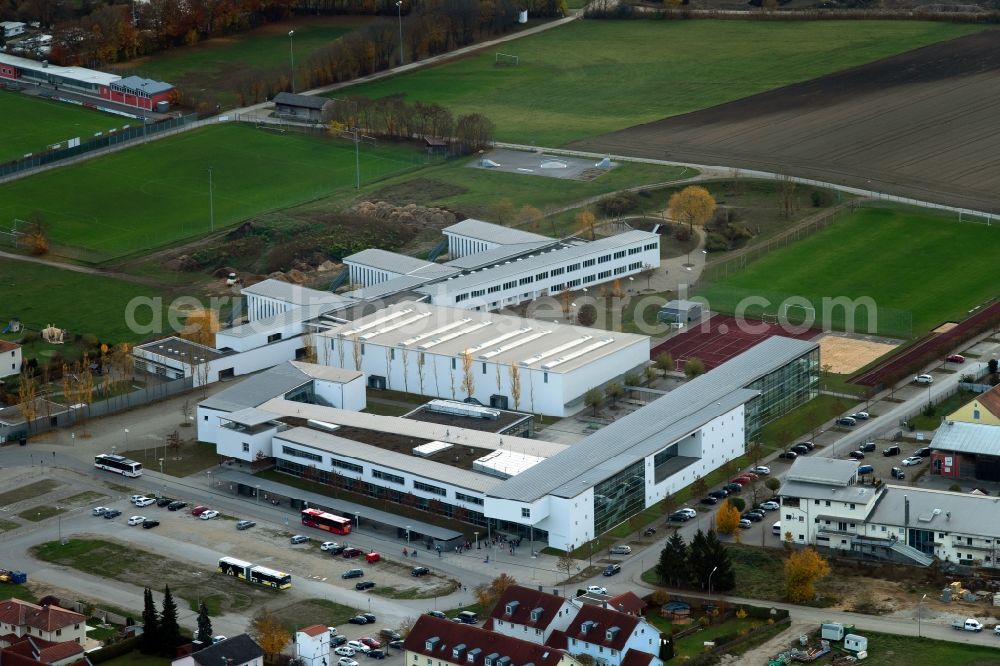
top-left (418, 321), bottom-right (492, 349)
top-left (340, 308), bottom-right (414, 337)
top-left (542, 338), bottom-right (615, 370)
top-left (466, 328), bottom-right (532, 355)
top-left (402, 319), bottom-right (473, 346)
top-left (426, 400), bottom-right (500, 420)
top-left (360, 311), bottom-right (433, 340)
top-left (521, 335), bottom-right (593, 366)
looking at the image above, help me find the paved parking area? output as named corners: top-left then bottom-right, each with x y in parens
top-left (467, 148), bottom-right (615, 180)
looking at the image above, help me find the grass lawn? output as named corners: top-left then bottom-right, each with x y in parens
top-left (647, 614), bottom-right (756, 659)
top-left (0, 519), bottom-right (20, 534)
top-left (2, 584), bottom-right (36, 603)
top-left (0, 124), bottom-right (426, 262)
top-left (270, 599), bottom-right (356, 634)
top-left (840, 629), bottom-right (1000, 665)
top-left (910, 389), bottom-right (975, 431)
top-left (122, 441), bottom-right (220, 478)
top-left (759, 395), bottom-right (857, 448)
top-left (18, 505), bottom-right (67, 521)
top-left (335, 21), bottom-right (984, 145)
top-left (0, 90), bottom-right (128, 164)
top-left (0, 261), bottom-right (167, 343)
top-left (115, 17), bottom-right (361, 109)
top-left (0, 479), bottom-right (61, 505)
top-left (59, 491), bottom-right (107, 506)
top-left (367, 159), bottom-right (694, 228)
top-left (697, 207), bottom-right (1000, 338)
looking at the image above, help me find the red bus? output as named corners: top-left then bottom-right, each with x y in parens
top-left (301, 508), bottom-right (352, 535)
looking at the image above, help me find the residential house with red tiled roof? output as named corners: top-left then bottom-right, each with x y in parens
top-left (404, 615), bottom-right (580, 666)
top-left (0, 599), bottom-right (85, 646)
top-left (486, 585), bottom-right (576, 644)
top-left (295, 624), bottom-right (331, 666)
top-left (554, 603), bottom-right (664, 666)
top-left (0, 341), bottom-right (20, 379)
top-left (0, 633), bottom-right (86, 666)
top-left (605, 593), bottom-right (645, 617)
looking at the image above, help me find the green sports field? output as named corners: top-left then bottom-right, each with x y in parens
top-left (0, 90), bottom-right (127, 164)
top-left (335, 20), bottom-right (984, 146)
top-left (0, 123), bottom-right (425, 262)
top-left (115, 16), bottom-right (361, 108)
top-left (697, 207), bottom-right (1000, 338)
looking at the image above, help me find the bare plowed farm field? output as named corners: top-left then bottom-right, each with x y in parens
top-left (571, 31), bottom-right (1000, 211)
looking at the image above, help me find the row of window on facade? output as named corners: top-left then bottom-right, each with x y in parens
top-left (453, 259), bottom-right (646, 304)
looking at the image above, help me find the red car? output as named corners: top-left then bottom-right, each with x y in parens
top-left (731, 477), bottom-right (751, 486)
top-left (946, 354), bottom-right (966, 364)
top-left (743, 472), bottom-right (760, 481)
top-left (365, 552), bottom-right (381, 563)
top-left (360, 638), bottom-right (381, 649)
top-left (342, 547), bottom-right (364, 558)
top-left (191, 505), bottom-right (209, 517)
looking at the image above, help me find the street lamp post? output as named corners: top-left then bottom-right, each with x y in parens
top-left (406, 525), bottom-right (411, 548)
top-left (288, 30), bottom-right (295, 93)
top-left (708, 565), bottom-right (719, 600)
top-left (474, 531), bottom-right (480, 549)
top-left (918, 593), bottom-right (927, 638)
top-left (255, 484), bottom-right (261, 504)
top-left (395, 2), bottom-right (404, 66)
top-left (123, 428), bottom-right (129, 450)
top-left (355, 512), bottom-right (360, 530)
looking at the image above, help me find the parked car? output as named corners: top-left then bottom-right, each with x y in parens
top-left (290, 535), bottom-right (310, 544)
top-left (338, 658), bottom-right (359, 666)
top-left (739, 519), bottom-right (752, 529)
top-left (723, 483), bottom-right (744, 494)
top-left (427, 611), bottom-right (447, 619)
top-left (411, 566), bottom-right (430, 577)
top-left (759, 501), bottom-right (779, 511)
top-left (156, 497), bottom-right (173, 507)
top-left (797, 442), bottom-right (816, 451)
top-left (915, 374), bottom-right (934, 385)
top-left (668, 511), bottom-right (691, 522)
top-left (609, 545), bottom-right (632, 555)
top-left (327, 544), bottom-right (347, 556)
top-left (891, 467), bottom-right (906, 480)
top-left (379, 630), bottom-right (402, 641)
top-left (902, 456), bottom-right (923, 466)
top-left (700, 496), bottom-right (719, 505)
top-left (836, 417), bottom-right (857, 427)
top-left (946, 355), bottom-right (966, 364)
top-left (93, 506), bottom-right (110, 516)
top-left (860, 442), bottom-right (876, 452)
top-left (741, 512), bottom-right (763, 522)
top-left (744, 471), bottom-right (761, 480)
top-left (586, 585), bottom-right (608, 595)
top-left (134, 497), bottom-right (155, 507)
top-left (369, 650), bottom-right (386, 660)
top-left (321, 541), bottom-right (341, 551)
top-left (790, 444), bottom-right (810, 455)
top-left (603, 563), bottom-right (622, 576)
top-left (752, 466), bottom-right (770, 475)
top-left (857, 465), bottom-right (874, 476)
top-left (778, 451), bottom-right (798, 460)
top-left (707, 490), bottom-right (729, 500)
top-left (199, 510), bottom-right (219, 520)
top-left (343, 569), bottom-right (364, 579)
top-left (103, 509), bottom-right (121, 519)
top-left (211, 636), bottom-right (227, 644)
top-left (236, 520), bottom-right (256, 530)
top-left (127, 515), bottom-right (146, 526)
top-left (849, 451), bottom-right (865, 460)
top-left (642, 527), bottom-right (656, 537)
top-left (455, 611), bottom-right (477, 625)
top-left (389, 640), bottom-right (405, 650)
top-left (883, 445), bottom-right (901, 457)
top-left (355, 581), bottom-right (376, 591)
top-left (335, 646), bottom-right (356, 657)
top-left (191, 506), bottom-right (209, 517)
top-left (729, 477), bottom-right (749, 486)
top-left (362, 613), bottom-right (377, 623)
top-left (677, 508), bottom-right (697, 519)
top-left (129, 495), bottom-right (145, 504)
top-left (142, 520), bottom-right (160, 529)
top-left (342, 547), bottom-right (364, 558)
top-left (360, 638), bottom-right (381, 649)
top-left (915, 447), bottom-right (931, 458)
top-left (348, 616), bottom-right (368, 625)
top-left (852, 412), bottom-right (870, 420)
top-left (167, 501), bottom-right (187, 511)
top-left (332, 636), bottom-right (348, 647)
top-left (952, 618), bottom-right (983, 632)
top-left (347, 641), bottom-right (370, 654)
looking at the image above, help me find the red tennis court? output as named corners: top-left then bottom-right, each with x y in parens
top-left (650, 314), bottom-right (819, 370)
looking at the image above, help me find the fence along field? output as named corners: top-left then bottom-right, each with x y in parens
top-left (334, 20), bottom-right (986, 146)
top-left (0, 122), bottom-right (429, 263)
top-left (0, 89), bottom-right (128, 165)
top-left (695, 206), bottom-right (1000, 339)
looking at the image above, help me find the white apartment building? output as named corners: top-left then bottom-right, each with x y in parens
top-left (317, 301), bottom-right (650, 417)
top-left (444, 219), bottom-right (553, 259)
top-left (0, 341), bottom-right (21, 379)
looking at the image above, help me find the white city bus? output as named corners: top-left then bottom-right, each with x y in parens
top-left (94, 453), bottom-right (143, 477)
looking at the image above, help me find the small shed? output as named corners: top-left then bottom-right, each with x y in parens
top-left (1, 21), bottom-right (26, 38)
top-left (424, 137), bottom-right (449, 154)
top-left (658, 299), bottom-right (703, 323)
top-left (843, 633), bottom-right (868, 652)
top-left (272, 92), bottom-right (332, 122)
top-left (820, 623), bottom-right (844, 641)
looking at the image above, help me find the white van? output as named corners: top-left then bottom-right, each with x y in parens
top-left (772, 521), bottom-right (782, 536)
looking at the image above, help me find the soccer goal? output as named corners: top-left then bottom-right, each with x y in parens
top-left (781, 303), bottom-right (816, 323)
top-left (495, 52), bottom-right (519, 67)
top-left (761, 313), bottom-right (780, 325)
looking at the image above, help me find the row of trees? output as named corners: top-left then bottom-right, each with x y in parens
top-left (322, 96), bottom-right (494, 154)
top-left (139, 586), bottom-right (185, 656)
top-left (656, 529), bottom-right (735, 591)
